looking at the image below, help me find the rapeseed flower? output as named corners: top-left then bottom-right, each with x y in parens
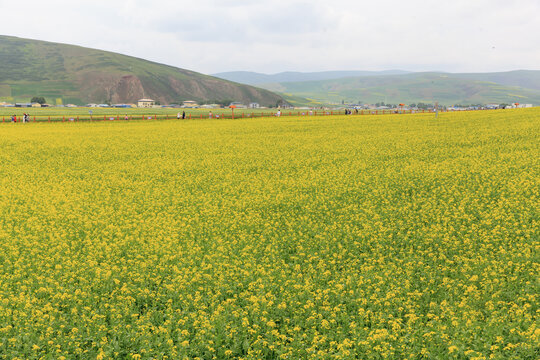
top-left (0, 109), bottom-right (537, 358)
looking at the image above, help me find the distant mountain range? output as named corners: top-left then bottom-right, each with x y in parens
top-left (212, 70), bottom-right (411, 85)
top-left (213, 70), bottom-right (540, 106)
top-left (2, 35), bottom-right (538, 107)
top-left (0, 35), bottom-right (284, 106)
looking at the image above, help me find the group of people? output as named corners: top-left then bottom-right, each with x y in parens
top-left (176, 111), bottom-right (186, 119)
top-left (344, 109), bottom-right (359, 115)
top-left (10, 113), bottom-right (31, 123)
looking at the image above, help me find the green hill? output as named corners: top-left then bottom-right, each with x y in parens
top-left (212, 70), bottom-right (411, 85)
top-left (0, 35), bottom-right (285, 106)
top-left (453, 70), bottom-right (540, 91)
top-left (259, 72), bottom-right (540, 106)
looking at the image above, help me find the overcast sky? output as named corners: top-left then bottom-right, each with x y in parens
top-left (1, 0), bottom-right (539, 75)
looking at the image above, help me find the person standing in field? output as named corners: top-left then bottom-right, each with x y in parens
top-left (177, 112), bottom-right (181, 119)
top-left (209, 111), bottom-right (213, 119)
top-left (182, 111), bottom-right (186, 119)
top-left (11, 115), bottom-right (16, 122)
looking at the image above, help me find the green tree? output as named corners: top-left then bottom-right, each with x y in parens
top-left (31, 96), bottom-right (46, 104)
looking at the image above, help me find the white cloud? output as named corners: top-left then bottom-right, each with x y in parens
top-left (0, 0), bottom-right (538, 74)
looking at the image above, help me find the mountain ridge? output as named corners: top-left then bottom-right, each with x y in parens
top-left (218, 70), bottom-right (540, 106)
top-left (212, 70), bottom-right (411, 85)
top-left (0, 35), bottom-right (285, 106)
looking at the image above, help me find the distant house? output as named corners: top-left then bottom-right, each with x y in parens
top-left (249, 102), bottom-right (260, 109)
top-left (182, 100), bottom-right (198, 108)
top-left (31, 103), bottom-right (42, 108)
top-left (15, 103), bottom-right (32, 108)
top-left (138, 99), bottom-right (155, 108)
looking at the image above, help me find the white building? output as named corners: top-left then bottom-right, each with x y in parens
top-left (138, 99), bottom-right (155, 108)
top-left (182, 100), bottom-right (198, 108)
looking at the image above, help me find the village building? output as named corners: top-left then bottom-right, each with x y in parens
top-left (138, 98), bottom-right (155, 108)
top-left (182, 100), bottom-right (199, 108)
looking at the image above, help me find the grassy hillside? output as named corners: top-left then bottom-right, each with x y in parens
top-left (0, 35), bottom-right (284, 106)
top-left (450, 70), bottom-right (540, 92)
top-left (260, 72), bottom-right (540, 105)
top-left (212, 70), bottom-right (411, 85)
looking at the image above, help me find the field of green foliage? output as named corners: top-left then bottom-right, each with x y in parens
top-left (0, 109), bottom-right (538, 359)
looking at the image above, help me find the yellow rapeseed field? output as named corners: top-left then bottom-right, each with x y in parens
top-left (0, 109), bottom-right (538, 359)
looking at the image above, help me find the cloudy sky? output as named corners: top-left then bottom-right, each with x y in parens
top-left (1, 0), bottom-right (539, 75)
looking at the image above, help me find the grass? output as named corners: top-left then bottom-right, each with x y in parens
top-left (0, 109), bottom-right (538, 359)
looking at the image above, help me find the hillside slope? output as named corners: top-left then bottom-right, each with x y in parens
top-left (0, 35), bottom-right (284, 106)
top-left (260, 72), bottom-right (540, 105)
top-left (452, 70), bottom-right (540, 91)
top-left (212, 70), bottom-right (411, 85)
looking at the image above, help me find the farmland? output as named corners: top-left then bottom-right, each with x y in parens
top-left (0, 109), bottom-right (538, 359)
